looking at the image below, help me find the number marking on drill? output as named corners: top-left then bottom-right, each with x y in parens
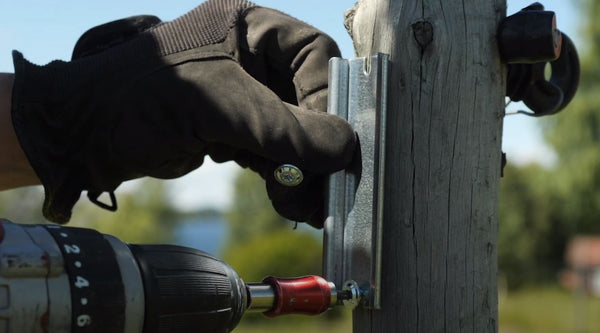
top-left (44, 225), bottom-right (124, 332)
top-left (77, 314), bottom-right (92, 327)
top-left (75, 276), bottom-right (90, 288)
top-left (64, 244), bottom-right (81, 254)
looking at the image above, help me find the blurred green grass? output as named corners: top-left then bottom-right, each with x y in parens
top-left (234, 310), bottom-right (351, 333)
top-left (232, 286), bottom-right (600, 333)
top-left (234, 320), bottom-right (351, 333)
top-left (499, 285), bottom-right (600, 333)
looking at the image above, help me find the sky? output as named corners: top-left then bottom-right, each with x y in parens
top-left (0, 1), bottom-right (581, 211)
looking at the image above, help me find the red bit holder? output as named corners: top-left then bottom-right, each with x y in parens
top-left (246, 275), bottom-right (338, 317)
top-left (263, 276), bottom-right (335, 317)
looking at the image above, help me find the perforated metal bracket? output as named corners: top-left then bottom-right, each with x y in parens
top-left (323, 53), bottom-right (389, 310)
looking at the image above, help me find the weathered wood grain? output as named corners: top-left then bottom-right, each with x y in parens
top-left (345, 1), bottom-right (506, 331)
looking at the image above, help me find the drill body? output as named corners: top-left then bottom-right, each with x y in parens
top-left (0, 220), bottom-right (346, 333)
top-left (0, 219), bottom-right (246, 333)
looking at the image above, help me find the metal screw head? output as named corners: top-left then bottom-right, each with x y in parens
top-left (274, 164), bottom-right (304, 187)
top-left (341, 280), bottom-right (361, 309)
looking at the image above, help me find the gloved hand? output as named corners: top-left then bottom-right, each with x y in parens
top-left (10, 0), bottom-right (356, 227)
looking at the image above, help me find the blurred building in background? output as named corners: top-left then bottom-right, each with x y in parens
top-left (561, 236), bottom-right (600, 296)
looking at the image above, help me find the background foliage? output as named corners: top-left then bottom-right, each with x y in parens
top-left (0, 178), bottom-right (178, 244)
top-left (498, 0), bottom-right (600, 290)
top-left (222, 169), bottom-right (323, 282)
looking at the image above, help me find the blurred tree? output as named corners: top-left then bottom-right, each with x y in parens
top-left (498, 164), bottom-right (570, 288)
top-left (498, 0), bottom-right (600, 288)
top-left (0, 186), bottom-right (46, 222)
top-left (223, 169), bottom-right (322, 279)
top-left (224, 169), bottom-right (296, 244)
top-left (0, 178), bottom-right (179, 244)
top-left (69, 178), bottom-right (180, 244)
top-left (541, 0), bottom-right (600, 235)
top-left (224, 229), bottom-right (322, 282)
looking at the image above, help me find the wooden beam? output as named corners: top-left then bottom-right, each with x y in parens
top-left (345, 1), bottom-right (506, 331)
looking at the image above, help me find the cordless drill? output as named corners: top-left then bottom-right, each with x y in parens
top-left (0, 219), bottom-right (359, 333)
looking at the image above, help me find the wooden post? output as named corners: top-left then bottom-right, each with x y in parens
top-left (345, 1), bottom-right (506, 331)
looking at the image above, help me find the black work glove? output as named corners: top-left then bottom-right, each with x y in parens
top-left (11, 0), bottom-right (356, 227)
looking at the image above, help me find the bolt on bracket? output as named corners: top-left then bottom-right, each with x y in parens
top-left (323, 53), bottom-right (389, 310)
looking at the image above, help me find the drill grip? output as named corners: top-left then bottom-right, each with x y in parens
top-left (129, 244), bottom-right (247, 333)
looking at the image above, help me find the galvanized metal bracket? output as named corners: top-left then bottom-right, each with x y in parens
top-left (323, 53), bottom-right (389, 310)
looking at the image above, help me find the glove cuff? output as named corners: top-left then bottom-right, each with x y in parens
top-left (150, 0), bottom-right (255, 56)
top-left (11, 51), bottom-right (117, 223)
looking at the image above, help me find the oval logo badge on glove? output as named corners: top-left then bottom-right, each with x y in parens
top-left (274, 164), bottom-right (304, 187)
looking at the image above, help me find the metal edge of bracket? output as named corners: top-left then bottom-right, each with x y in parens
top-left (323, 53), bottom-right (389, 310)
